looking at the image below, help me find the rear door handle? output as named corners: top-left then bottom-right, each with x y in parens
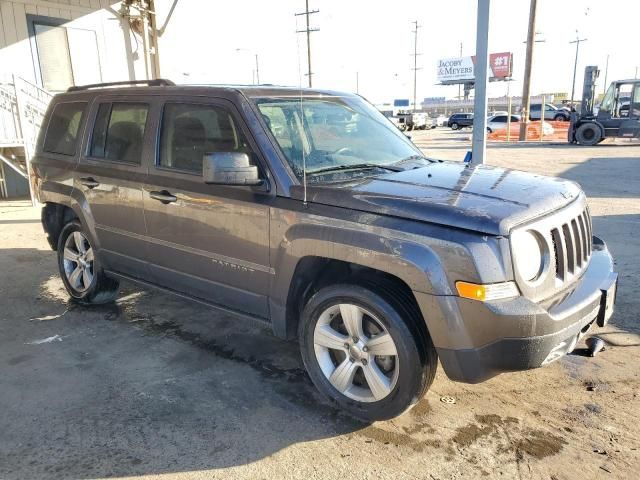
top-left (79, 177), bottom-right (100, 189)
top-left (149, 190), bottom-right (177, 204)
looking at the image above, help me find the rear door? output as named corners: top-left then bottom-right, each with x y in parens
top-left (141, 96), bottom-right (272, 318)
top-left (75, 96), bottom-right (155, 278)
top-left (621, 85), bottom-right (640, 138)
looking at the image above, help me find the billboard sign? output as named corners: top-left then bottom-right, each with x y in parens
top-left (437, 52), bottom-right (513, 84)
top-left (393, 99), bottom-right (410, 107)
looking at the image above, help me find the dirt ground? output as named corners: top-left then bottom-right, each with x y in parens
top-left (1, 131), bottom-right (639, 480)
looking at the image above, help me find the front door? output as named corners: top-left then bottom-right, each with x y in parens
top-left (75, 97), bottom-right (153, 278)
top-left (142, 98), bottom-right (272, 318)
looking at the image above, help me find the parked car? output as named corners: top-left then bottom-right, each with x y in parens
top-left (487, 114), bottom-right (554, 135)
top-left (529, 103), bottom-right (570, 121)
top-left (435, 114), bottom-right (448, 127)
top-left (447, 112), bottom-right (474, 129)
top-left (410, 112), bottom-right (435, 130)
top-left (34, 80), bottom-right (618, 421)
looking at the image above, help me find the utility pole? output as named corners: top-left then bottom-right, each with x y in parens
top-left (458, 42), bottom-right (463, 100)
top-left (356, 71), bottom-right (359, 94)
top-left (569, 32), bottom-right (587, 108)
top-left (295, 0), bottom-right (319, 88)
top-left (603, 54), bottom-right (609, 94)
top-left (519, 0), bottom-right (538, 141)
top-left (412, 20), bottom-right (421, 112)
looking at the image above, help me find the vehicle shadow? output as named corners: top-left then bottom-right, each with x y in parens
top-left (0, 247), bottom-right (370, 479)
top-left (561, 156), bottom-right (640, 199)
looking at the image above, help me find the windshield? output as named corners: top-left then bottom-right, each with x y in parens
top-left (253, 95), bottom-right (423, 181)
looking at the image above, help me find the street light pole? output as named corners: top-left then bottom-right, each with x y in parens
top-left (603, 54), bottom-right (609, 94)
top-left (569, 32), bottom-right (587, 108)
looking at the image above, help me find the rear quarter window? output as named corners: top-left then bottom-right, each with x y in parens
top-left (43, 101), bottom-right (87, 156)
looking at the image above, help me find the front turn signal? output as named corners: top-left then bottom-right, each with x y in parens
top-left (456, 281), bottom-right (519, 302)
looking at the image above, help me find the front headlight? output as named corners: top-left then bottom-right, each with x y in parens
top-left (512, 230), bottom-right (546, 281)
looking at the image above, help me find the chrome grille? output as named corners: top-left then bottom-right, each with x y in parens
top-left (551, 207), bottom-right (592, 282)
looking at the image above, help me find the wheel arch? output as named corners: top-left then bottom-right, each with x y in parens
top-left (269, 225), bottom-right (452, 340)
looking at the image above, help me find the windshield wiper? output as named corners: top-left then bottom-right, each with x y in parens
top-left (390, 154), bottom-right (433, 166)
top-left (307, 163), bottom-right (403, 175)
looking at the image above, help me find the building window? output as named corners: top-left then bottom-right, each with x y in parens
top-left (28, 15), bottom-right (102, 92)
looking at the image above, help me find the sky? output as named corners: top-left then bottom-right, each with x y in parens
top-left (156, 0), bottom-right (640, 105)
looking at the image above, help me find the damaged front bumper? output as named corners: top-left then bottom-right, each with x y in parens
top-left (436, 236), bottom-right (617, 383)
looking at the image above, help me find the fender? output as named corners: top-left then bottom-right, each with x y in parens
top-left (268, 221), bottom-right (457, 338)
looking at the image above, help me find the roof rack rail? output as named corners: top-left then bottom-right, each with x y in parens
top-left (67, 79), bottom-right (175, 92)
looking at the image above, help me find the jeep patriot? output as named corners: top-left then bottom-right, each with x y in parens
top-left (33, 80), bottom-right (618, 420)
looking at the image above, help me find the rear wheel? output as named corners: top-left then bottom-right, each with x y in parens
top-left (299, 283), bottom-right (437, 421)
top-left (575, 122), bottom-right (602, 146)
top-left (57, 221), bottom-right (119, 304)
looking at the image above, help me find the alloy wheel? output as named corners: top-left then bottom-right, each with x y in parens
top-left (313, 303), bottom-right (399, 402)
top-left (63, 231), bottom-right (94, 293)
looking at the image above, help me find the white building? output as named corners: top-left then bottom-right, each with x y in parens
top-left (0, 0), bottom-right (165, 199)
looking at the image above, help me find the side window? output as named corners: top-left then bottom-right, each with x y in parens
top-left (494, 116), bottom-right (507, 123)
top-left (159, 103), bottom-right (252, 173)
top-left (89, 102), bottom-right (148, 163)
top-left (43, 101), bottom-right (87, 156)
top-left (511, 116), bottom-right (519, 122)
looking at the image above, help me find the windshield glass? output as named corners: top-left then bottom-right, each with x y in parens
top-left (253, 95), bottom-right (423, 181)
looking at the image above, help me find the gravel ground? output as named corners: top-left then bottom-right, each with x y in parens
top-left (0, 131), bottom-right (638, 480)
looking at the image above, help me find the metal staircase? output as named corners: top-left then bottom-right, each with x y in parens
top-left (0, 77), bottom-right (52, 201)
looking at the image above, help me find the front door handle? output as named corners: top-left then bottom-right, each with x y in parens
top-left (79, 177), bottom-right (100, 189)
top-left (149, 190), bottom-right (177, 204)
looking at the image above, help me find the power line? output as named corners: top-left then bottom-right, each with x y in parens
top-left (295, 0), bottom-right (319, 88)
top-left (411, 20), bottom-right (422, 112)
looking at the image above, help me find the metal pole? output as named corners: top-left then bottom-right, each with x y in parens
top-left (470, 0), bottom-right (490, 166)
top-left (506, 95), bottom-right (512, 142)
top-left (519, 0), bottom-right (537, 141)
top-left (356, 71), bottom-right (359, 94)
top-left (255, 54), bottom-right (260, 84)
top-left (412, 20), bottom-right (420, 112)
top-left (458, 42), bottom-right (462, 100)
top-left (570, 33), bottom-right (587, 108)
top-left (603, 54), bottom-right (609, 94)
top-left (539, 94), bottom-right (545, 142)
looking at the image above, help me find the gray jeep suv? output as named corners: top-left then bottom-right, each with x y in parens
top-left (33, 80), bottom-right (618, 420)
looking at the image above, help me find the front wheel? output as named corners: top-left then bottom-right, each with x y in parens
top-left (57, 220), bottom-right (119, 304)
top-left (575, 122), bottom-right (602, 146)
top-left (299, 284), bottom-right (437, 421)
top-left (451, 122), bottom-right (459, 130)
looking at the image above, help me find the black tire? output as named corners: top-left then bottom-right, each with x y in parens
top-left (57, 220), bottom-right (119, 304)
top-left (451, 122), bottom-right (459, 130)
top-left (554, 114), bottom-right (568, 122)
top-left (575, 122), bottom-right (602, 146)
top-left (487, 127), bottom-right (492, 133)
top-left (299, 283), bottom-right (437, 421)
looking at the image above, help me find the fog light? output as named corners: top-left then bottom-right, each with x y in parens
top-left (456, 281), bottom-right (519, 301)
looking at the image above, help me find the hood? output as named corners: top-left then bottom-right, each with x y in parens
top-left (293, 162), bottom-right (582, 235)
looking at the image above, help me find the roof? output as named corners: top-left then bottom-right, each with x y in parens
top-left (60, 79), bottom-right (356, 99)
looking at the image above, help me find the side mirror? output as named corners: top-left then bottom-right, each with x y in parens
top-left (203, 152), bottom-right (262, 186)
